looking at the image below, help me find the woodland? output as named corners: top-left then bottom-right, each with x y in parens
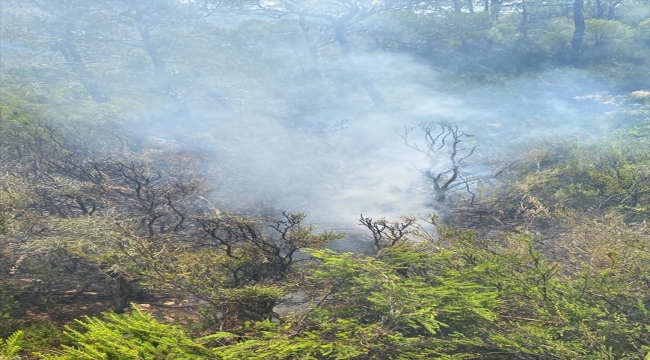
top-left (0, 0), bottom-right (649, 359)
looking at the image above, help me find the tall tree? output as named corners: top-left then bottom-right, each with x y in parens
top-left (570, 0), bottom-right (586, 65)
top-left (27, 1), bottom-right (109, 102)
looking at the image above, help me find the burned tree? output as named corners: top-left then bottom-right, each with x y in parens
top-left (197, 212), bottom-right (340, 285)
top-left (358, 215), bottom-right (418, 252)
top-left (398, 122), bottom-right (478, 224)
top-left (187, 212), bottom-right (343, 325)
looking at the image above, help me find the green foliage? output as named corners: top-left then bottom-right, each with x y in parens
top-left (215, 247), bottom-right (499, 359)
top-left (495, 134), bottom-right (650, 222)
top-left (207, 221), bottom-right (648, 359)
top-left (18, 322), bottom-right (68, 355)
top-left (453, 228), bottom-right (648, 358)
top-left (37, 306), bottom-right (215, 360)
top-left (611, 91), bottom-right (650, 142)
top-left (126, 211), bottom-right (344, 327)
top-left (22, 218), bottom-right (650, 359)
top-left (0, 89), bottom-right (47, 126)
top-left (0, 330), bottom-right (25, 358)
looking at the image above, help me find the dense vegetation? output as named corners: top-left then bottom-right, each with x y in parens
top-left (1, 0), bottom-right (649, 359)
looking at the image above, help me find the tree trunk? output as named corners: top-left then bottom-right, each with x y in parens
top-left (491, 0), bottom-right (503, 20)
top-left (570, 0), bottom-right (585, 66)
top-left (298, 13), bottom-right (319, 67)
top-left (53, 26), bottom-right (108, 103)
top-left (453, 0), bottom-right (463, 12)
top-left (607, 0), bottom-right (623, 19)
top-left (137, 24), bottom-right (166, 76)
top-left (432, 187), bottom-right (452, 225)
top-left (520, 1), bottom-right (529, 44)
top-left (333, 24), bottom-right (352, 56)
top-left (109, 272), bottom-right (134, 313)
top-left (595, 0), bottom-right (606, 18)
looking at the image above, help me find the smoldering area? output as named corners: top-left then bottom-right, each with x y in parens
top-left (117, 53), bottom-right (624, 246)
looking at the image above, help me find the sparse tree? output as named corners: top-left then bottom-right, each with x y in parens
top-left (398, 122), bottom-right (479, 224)
top-left (180, 211), bottom-right (342, 325)
top-left (358, 215), bottom-right (419, 251)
